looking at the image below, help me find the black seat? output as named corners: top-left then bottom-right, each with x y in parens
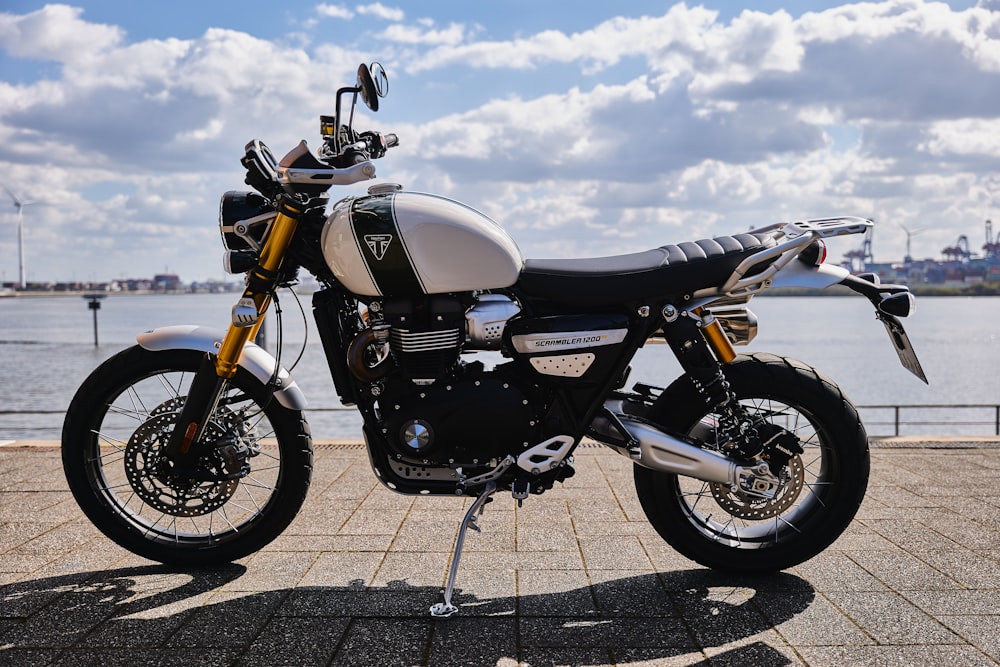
top-left (516, 233), bottom-right (776, 306)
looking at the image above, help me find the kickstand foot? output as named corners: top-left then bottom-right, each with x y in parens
top-left (429, 482), bottom-right (496, 618)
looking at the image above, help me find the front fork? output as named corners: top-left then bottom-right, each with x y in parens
top-left (164, 197), bottom-right (304, 467)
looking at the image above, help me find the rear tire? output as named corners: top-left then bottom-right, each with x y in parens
top-left (62, 346), bottom-right (313, 566)
top-left (634, 353), bottom-right (869, 573)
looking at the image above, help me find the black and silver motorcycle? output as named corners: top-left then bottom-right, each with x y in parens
top-left (62, 63), bottom-right (927, 617)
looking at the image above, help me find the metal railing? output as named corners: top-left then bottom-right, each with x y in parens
top-left (3, 404), bottom-right (1000, 439)
top-left (855, 404), bottom-right (1000, 437)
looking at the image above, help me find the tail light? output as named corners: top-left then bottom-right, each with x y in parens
top-left (798, 239), bottom-right (827, 266)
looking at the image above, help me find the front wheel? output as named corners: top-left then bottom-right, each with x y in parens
top-left (634, 353), bottom-right (869, 573)
top-left (62, 346), bottom-right (313, 566)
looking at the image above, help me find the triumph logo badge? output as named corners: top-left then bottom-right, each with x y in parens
top-left (364, 234), bottom-right (393, 260)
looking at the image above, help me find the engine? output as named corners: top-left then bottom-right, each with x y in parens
top-left (348, 293), bottom-right (541, 465)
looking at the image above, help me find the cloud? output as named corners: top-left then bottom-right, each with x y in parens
top-left (920, 118), bottom-right (1000, 156)
top-left (316, 3), bottom-right (354, 20)
top-left (1, 1), bottom-right (1000, 282)
top-left (356, 3), bottom-right (404, 22)
top-left (379, 22), bottom-right (466, 46)
top-left (0, 4), bottom-right (121, 61)
top-left (406, 5), bottom-right (720, 73)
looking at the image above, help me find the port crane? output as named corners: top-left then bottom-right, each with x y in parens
top-left (843, 227), bottom-right (874, 272)
top-left (942, 235), bottom-right (973, 262)
top-left (984, 220), bottom-right (1000, 261)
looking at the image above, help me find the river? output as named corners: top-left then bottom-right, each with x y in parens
top-left (1, 292), bottom-right (997, 439)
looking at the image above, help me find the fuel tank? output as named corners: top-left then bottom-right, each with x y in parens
top-left (321, 188), bottom-right (523, 296)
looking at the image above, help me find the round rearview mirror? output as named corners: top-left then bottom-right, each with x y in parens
top-left (357, 62), bottom-right (388, 112)
top-left (370, 62), bottom-right (389, 98)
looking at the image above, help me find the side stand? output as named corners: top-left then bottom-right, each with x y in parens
top-left (429, 481), bottom-right (497, 618)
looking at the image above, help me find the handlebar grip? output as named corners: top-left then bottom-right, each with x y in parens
top-left (385, 133), bottom-right (399, 148)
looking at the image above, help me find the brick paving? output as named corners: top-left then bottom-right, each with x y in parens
top-left (1, 440), bottom-right (999, 666)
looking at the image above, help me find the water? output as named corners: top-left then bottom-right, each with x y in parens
top-left (1, 292), bottom-right (997, 440)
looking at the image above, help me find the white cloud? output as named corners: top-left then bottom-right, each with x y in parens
top-left (316, 3), bottom-right (354, 20)
top-left (379, 22), bottom-right (466, 46)
top-left (0, 4), bottom-right (121, 61)
top-left (356, 3), bottom-right (404, 22)
top-left (920, 118), bottom-right (1000, 155)
top-left (2, 1), bottom-right (1000, 280)
top-left (408, 5), bottom-right (719, 72)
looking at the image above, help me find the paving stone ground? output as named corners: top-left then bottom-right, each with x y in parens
top-left (1, 440), bottom-right (999, 666)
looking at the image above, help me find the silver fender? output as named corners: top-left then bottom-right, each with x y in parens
top-left (771, 260), bottom-right (849, 289)
top-left (136, 325), bottom-right (308, 411)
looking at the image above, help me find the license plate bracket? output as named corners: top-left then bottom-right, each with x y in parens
top-left (877, 312), bottom-right (928, 383)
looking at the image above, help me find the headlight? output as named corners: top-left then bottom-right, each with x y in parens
top-left (219, 190), bottom-right (275, 253)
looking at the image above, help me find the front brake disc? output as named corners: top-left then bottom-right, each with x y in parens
top-left (123, 403), bottom-right (240, 517)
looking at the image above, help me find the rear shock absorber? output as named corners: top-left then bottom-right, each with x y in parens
top-left (660, 304), bottom-right (734, 409)
top-left (660, 304), bottom-right (768, 458)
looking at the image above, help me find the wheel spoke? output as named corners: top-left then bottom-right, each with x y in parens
top-left (674, 395), bottom-right (839, 549)
top-left (68, 354), bottom-right (303, 555)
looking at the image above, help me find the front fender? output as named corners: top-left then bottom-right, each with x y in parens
top-left (136, 325), bottom-right (308, 410)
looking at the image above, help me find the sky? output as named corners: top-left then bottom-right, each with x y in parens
top-left (1, 0), bottom-right (999, 284)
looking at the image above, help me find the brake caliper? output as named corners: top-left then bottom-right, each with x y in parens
top-left (756, 422), bottom-right (804, 471)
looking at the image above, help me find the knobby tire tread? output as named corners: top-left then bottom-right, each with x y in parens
top-left (634, 352), bottom-right (870, 573)
top-left (61, 346), bottom-right (314, 566)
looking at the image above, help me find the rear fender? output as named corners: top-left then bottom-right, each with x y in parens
top-left (136, 325), bottom-right (308, 410)
top-left (770, 260), bottom-right (849, 289)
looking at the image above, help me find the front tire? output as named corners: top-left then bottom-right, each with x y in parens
top-left (634, 353), bottom-right (869, 573)
top-left (62, 346), bottom-right (313, 566)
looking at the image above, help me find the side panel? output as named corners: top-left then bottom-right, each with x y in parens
top-left (136, 325), bottom-right (308, 410)
top-left (506, 314), bottom-right (631, 383)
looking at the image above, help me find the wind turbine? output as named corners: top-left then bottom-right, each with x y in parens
top-left (2, 184), bottom-right (35, 289)
top-left (896, 222), bottom-right (926, 261)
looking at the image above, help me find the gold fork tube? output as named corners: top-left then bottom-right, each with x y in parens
top-left (214, 204), bottom-right (301, 378)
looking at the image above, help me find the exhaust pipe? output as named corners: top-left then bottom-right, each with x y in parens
top-left (613, 415), bottom-right (735, 484)
top-left (592, 408), bottom-right (783, 498)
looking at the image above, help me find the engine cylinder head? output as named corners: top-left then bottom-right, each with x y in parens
top-left (383, 296), bottom-right (466, 383)
top-left (389, 327), bottom-right (463, 382)
top-left (466, 294), bottom-right (520, 350)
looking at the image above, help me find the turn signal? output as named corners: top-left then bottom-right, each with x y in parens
top-left (877, 292), bottom-right (915, 318)
top-left (224, 250), bottom-right (257, 274)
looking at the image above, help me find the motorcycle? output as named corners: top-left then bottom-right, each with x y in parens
top-left (61, 63), bottom-right (927, 618)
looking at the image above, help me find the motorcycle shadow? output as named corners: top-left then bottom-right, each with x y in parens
top-left (0, 565), bottom-right (814, 666)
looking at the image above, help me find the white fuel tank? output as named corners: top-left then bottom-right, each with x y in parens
top-left (321, 188), bottom-right (523, 297)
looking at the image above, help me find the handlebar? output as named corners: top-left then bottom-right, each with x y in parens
top-left (242, 127), bottom-right (398, 199)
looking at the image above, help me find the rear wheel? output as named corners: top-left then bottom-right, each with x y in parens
top-left (634, 353), bottom-right (869, 573)
top-left (62, 346), bottom-right (313, 566)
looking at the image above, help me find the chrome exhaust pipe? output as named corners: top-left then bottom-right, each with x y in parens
top-left (615, 415), bottom-right (736, 484)
top-left (592, 406), bottom-right (782, 497)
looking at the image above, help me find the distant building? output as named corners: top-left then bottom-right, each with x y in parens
top-left (153, 274), bottom-right (182, 291)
